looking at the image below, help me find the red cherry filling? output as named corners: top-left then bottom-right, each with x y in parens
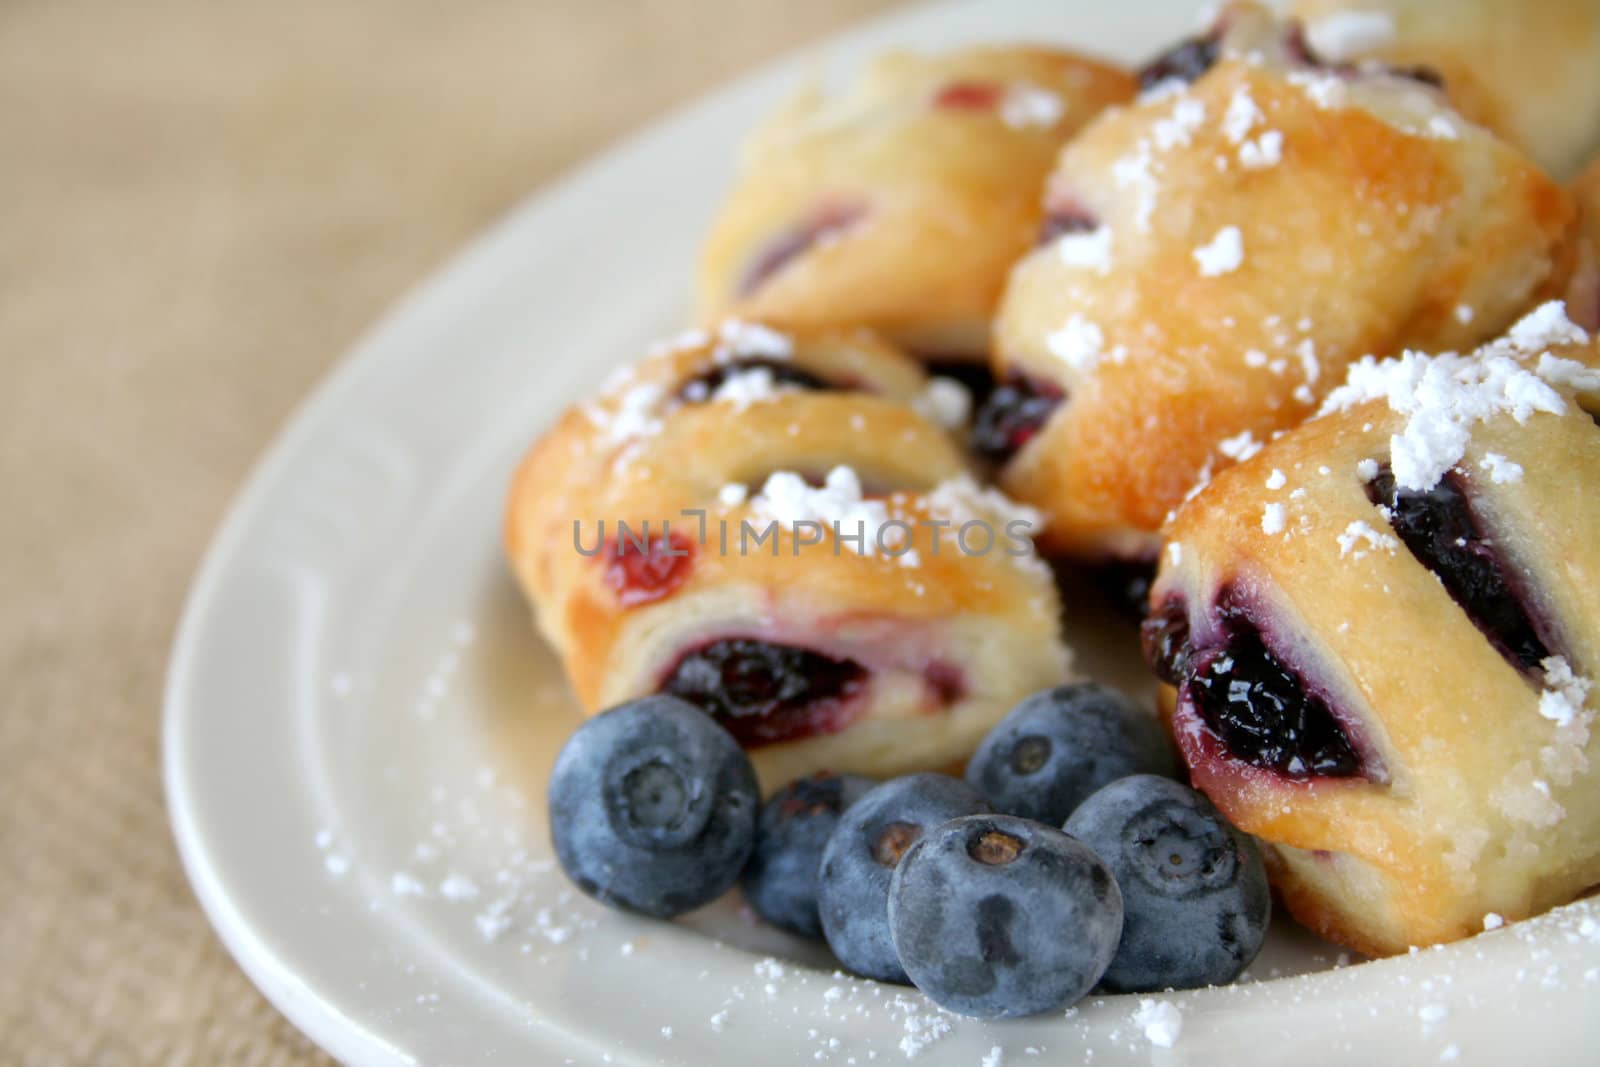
top-left (661, 638), bottom-right (868, 747)
top-left (932, 81), bottom-right (1004, 110)
top-left (971, 372), bottom-right (1065, 463)
top-left (1366, 464), bottom-right (1553, 674)
top-left (736, 199), bottom-right (869, 297)
top-left (674, 357), bottom-right (834, 403)
top-left (602, 531), bottom-right (695, 607)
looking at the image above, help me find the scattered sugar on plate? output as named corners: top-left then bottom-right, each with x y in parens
top-left (981, 1046), bottom-right (1004, 1067)
top-left (1484, 913), bottom-right (1505, 931)
top-left (1193, 225), bottom-right (1244, 277)
top-left (1132, 999), bottom-right (1183, 1048)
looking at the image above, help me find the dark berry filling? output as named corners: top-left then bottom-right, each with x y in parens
top-left (1137, 34), bottom-right (1220, 90)
top-left (971, 372), bottom-right (1065, 463)
top-left (932, 81), bottom-right (1004, 111)
top-left (602, 531), bottom-right (695, 606)
top-left (1366, 464), bottom-right (1552, 673)
top-left (737, 200), bottom-right (869, 297)
top-left (1140, 596), bottom-right (1192, 686)
top-left (661, 638), bottom-right (868, 748)
top-left (1187, 614), bottom-right (1362, 778)
top-left (1036, 205), bottom-right (1101, 246)
top-left (674, 356), bottom-right (833, 403)
top-left (1151, 589), bottom-right (1364, 779)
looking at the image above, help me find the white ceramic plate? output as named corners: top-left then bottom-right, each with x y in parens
top-left (164, 1), bottom-right (1600, 1063)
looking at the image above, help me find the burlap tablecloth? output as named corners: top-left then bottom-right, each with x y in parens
top-left (0, 2), bottom-right (899, 1061)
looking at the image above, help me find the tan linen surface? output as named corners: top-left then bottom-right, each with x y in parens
top-left (0, 2), bottom-right (901, 1062)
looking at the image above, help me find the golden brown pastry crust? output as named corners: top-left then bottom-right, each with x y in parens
top-left (506, 323), bottom-right (1070, 787)
top-left (696, 46), bottom-right (1135, 360)
top-left (1567, 159), bottom-right (1600, 330)
top-left (1290, 0), bottom-right (1600, 180)
top-left (1150, 325), bottom-right (1600, 956)
top-left (993, 7), bottom-right (1573, 560)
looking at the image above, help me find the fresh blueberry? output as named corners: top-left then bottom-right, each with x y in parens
top-left (1064, 775), bottom-right (1270, 992)
top-left (742, 772), bottom-right (877, 939)
top-left (817, 774), bottom-right (991, 982)
top-left (547, 695), bottom-right (758, 918)
top-left (965, 683), bottom-right (1176, 826)
top-left (888, 814), bottom-right (1123, 1018)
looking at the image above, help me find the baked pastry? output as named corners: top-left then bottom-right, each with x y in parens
top-left (986, 2), bottom-right (1574, 561)
top-left (505, 321), bottom-right (1070, 788)
top-left (1567, 158), bottom-right (1600, 330)
top-left (695, 46), bottom-right (1135, 364)
top-left (1289, 0), bottom-right (1600, 180)
top-left (1141, 303), bottom-right (1600, 956)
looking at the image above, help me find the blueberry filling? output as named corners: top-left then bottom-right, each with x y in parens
top-left (1366, 464), bottom-right (1553, 673)
top-left (1036, 205), bottom-right (1101, 247)
top-left (971, 372), bottom-right (1065, 463)
top-left (1140, 596), bottom-right (1192, 686)
top-left (661, 638), bottom-right (868, 747)
top-left (737, 200), bottom-right (868, 297)
top-left (1188, 614), bottom-right (1362, 778)
top-left (674, 357), bottom-right (833, 403)
top-left (1144, 591), bottom-right (1363, 779)
top-left (1137, 34), bottom-right (1220, 90)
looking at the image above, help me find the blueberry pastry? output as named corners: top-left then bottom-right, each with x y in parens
top-left (1567, 158), bottom-right (1600, 331)
top-left (1143, 304), bottom-right (1600, 956)
top-left (1289, 0), bottom-right (1600, 180)
top-left (505, 322), bottom-right (1070, 787)
top-left (989, 2), bottom-right (1573, 560)
top-left (696, 46), bottom-right (1135, 364)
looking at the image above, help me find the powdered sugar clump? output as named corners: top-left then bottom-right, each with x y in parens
top-left (1133, 999), bottom-right (1183, 1048)
top-left (1218, 429), bottom-right (1263, 462)
top-left (1478, 452), bottom-right (1524, 484)
top-left (913, 376), bottom-right (972, 430)
top-left (1261, 502), bottom-right (1286, 536)
top-left (1047, 314), bottom-right (1125, 372)
top-left (716, 318), bottom-right (794, 360)
top-left (1319, 303), bottom-right (1591, 490)
top-left (1056, 226), bottom-right (1114, 274)
top-left (1000, 83), bottom-right (1066, 129)
top-left (751, 466), bottom-right (907, 561)
top-left (1338, 520), bottom-right (1399, 560)
top-left (1539, 657), bottom-right (1593, 728)
top-left (1193, 226), bottom-right (1244, 277)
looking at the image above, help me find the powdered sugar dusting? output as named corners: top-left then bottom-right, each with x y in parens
top-left (1056, 225), bottom-right (1113, 274)
top-left (1261, 502), bottom-right (1286, 536)
top-left (1319, 304), bottom-right (1591, 490)
top-left (1194, 226), bottom-right (1244, 277)
top-left (1539, 657), bottom-right (1593, 728)
top-left (1338, 520), bottom-right (1399, 560)
top-left (1000, 82), bottom-right (1065, 129)
top-left (1047, 314), bottom-right (1124, 372)
top-left (1132, 998), bottom-right (1183, 1048)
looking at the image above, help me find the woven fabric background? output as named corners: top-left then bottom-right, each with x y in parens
top-left (0, 2), bottom-right (899, 1061)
